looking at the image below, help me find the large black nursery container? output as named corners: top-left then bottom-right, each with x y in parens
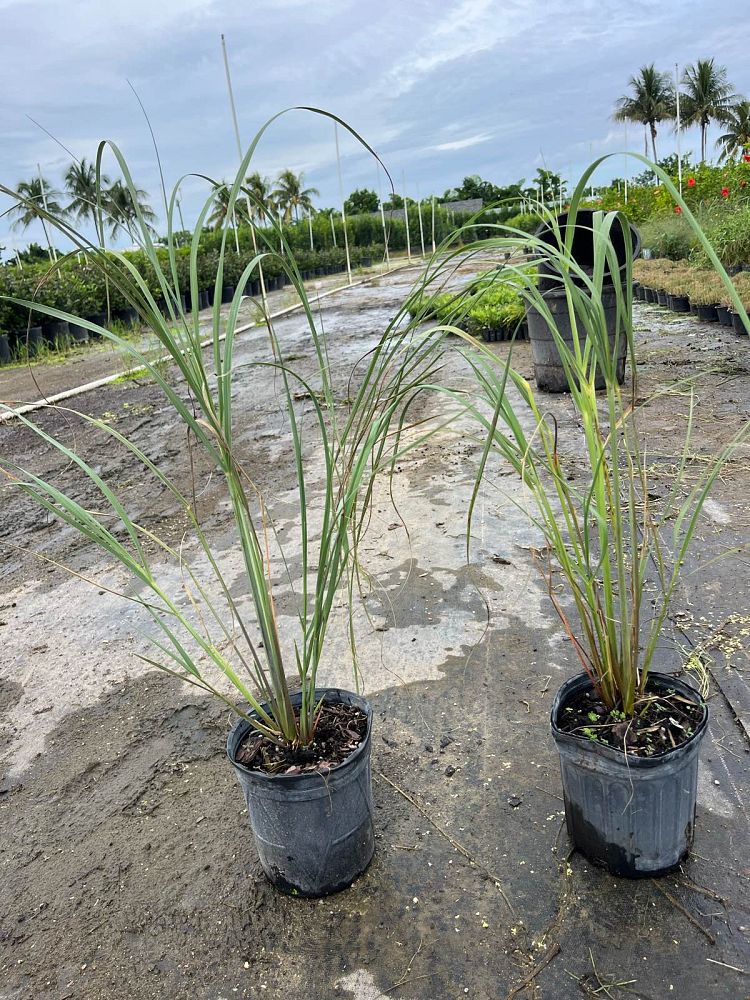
top-left (525, 210), bottom-right (640, 393)
top-left (227, 688), bottom-right (375, 897)
top-left (551, 672), bottom-right (708, 877)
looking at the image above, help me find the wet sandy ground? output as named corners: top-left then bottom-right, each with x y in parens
top-left (1, 270), bottom-right (749, 1000)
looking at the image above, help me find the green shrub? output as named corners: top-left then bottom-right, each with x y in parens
top-left (503, 212), bottom-right (538, 234)
top-left (692, 204), bottom-right (750, 268)
top-left (639, 216), bottom-right (696, 260)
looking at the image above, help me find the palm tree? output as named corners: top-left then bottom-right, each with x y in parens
top-left (206, 182), bottom-right (251, 231)
top-left (272, 169), bottom-right (319, 223)
top-left (8, 176), bottom-right (65, 231)
top-left (716, 100), bottom-right (750, 161)
top-left (244, 172), bottom-right (275, 223)
top-left (613, 64), bottom-right (675, 162)
top-left (207, 183), bottom-right (232, 231)
top-left (680, 59), bottom-right (737, 163)
top-left (105, 179), bottom-right (156, 242)
top-left (64, 158), bottom-right (110, 224)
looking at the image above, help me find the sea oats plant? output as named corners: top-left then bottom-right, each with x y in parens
top-left (0, 111), bottom-right (448, 749)
top-left (424, 157), bottom-right (750, 715)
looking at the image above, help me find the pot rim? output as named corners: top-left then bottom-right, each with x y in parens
top-left (226, 686), bottom-right (372, 784)
top-left (550, 671), bottom-right (708, 768)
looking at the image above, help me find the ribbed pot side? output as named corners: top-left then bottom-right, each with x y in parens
top-left (525, 286), bottom-right (627, 393)
top-left (551, 672), bottom-right (708, 877)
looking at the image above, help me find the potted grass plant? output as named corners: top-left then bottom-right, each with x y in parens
top-left (451, 160), bottom-right (750, 876)
top-left (0, 118), bottom-right (445, 897)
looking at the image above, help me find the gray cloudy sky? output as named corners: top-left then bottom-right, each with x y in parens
top-left (2, 0), bottom-right (750, 252)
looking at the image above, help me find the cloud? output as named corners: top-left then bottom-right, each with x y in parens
top-left (2, 0), bottom-right (750, 255)
top-left (431, 131), bottom-right (494, 152)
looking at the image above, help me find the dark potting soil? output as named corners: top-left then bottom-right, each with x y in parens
top-left (235, 701), bottom-right (367, 775)
top-left (557, 683), bottom-right (704, 757)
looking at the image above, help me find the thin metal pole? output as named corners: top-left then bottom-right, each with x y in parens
top-left (675, 62), bottom-right (683, 197)
top-left (15, 249), bottom-right (23, 270)
top-left (402, 172), bottom-right (411, 260)
top-left (416, 183), bottom-right (426, 257)
top-left (176, 196), bottom-right (186, 247)
top-left (308, 209), bottom-right (314, 250)
top-left (37, 162), bottom-right (56, 263)
top-left (375, 166), bottom-right (390, 270)
top-left (624, 124), bottom-right (629, 204)
top-left (278, 208), bottom-right (285, 256)
top-left (431, 196), bottom-right (436, 254)
top-left (220, 33), bottom-right (267, 307)
top-left (330, 212), bottom-right (337, 247)
top-left (334, 123), bottom-right (352, 285)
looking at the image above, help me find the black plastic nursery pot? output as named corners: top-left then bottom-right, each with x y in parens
top-left (68, 322), bottom-right (89, 344)
top-left (656, 289), bottom-right (668, 306)
top-left (716, 305), bottom-right (732, 326)
top-left (23, 325), bottom-right (44, 356)
top-left (114, 307), bottom-right (138, 327)
top-left (85, 312), bottom-right (107, 333)
top-left (731, 311), bottom-right (748, 335)
top-left (221, 284), bottom-right (235, 304)
top-left (644, 287), bottom-right (656, 303)
top-left (525, 285), bottom-right (627, 393)
top-left (671, 295), bottom-right (691, 313)
top-left (0, 333), bottom-right (10, 365)
top-left (696, 304), bottom-right (718, 323)
top-left (227, 688), bottom-right (375, 897)
top-left (42, 319), bottom-right (69, 348)
top-left (534, 210), bottom-right (641, 294)
top-left (551, 672), bottom-right (708, 877)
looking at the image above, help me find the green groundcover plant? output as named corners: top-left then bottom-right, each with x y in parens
top-left (0, 110), bottom-right (449, 748)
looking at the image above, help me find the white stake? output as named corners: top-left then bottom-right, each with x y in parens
top-left (15, 249), bottom-right (23, 270)
top-left (334, 122), bottom-right (352, 285)
top-left (308, 209), bottom-right (314, 250)
top-left (624, 124), bottom-right (629, 204)
top-left (375, 169), bottom-right (390, 271)
top-left (37, 162), bottom-right (56, 263)
top-left (416, 183), bottom-right (426, 257)
top-left (220, 33), bottom-right (267, 307)
top-left (431, 196), bottom-right (436, 254)
top-left (330, 212), bottom-right (337, 247)
top-left (675, 62), bottom-right (683, 197)
top-left (402, 172), bottom-right (411, 261)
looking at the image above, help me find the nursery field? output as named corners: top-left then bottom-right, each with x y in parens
top-left (1, 264), bottom-right (750, 1000)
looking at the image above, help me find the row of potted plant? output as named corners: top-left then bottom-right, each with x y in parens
top-left (2, 129), bottom-right (747, 899)
top-left (0, 243), bottom-right (386, 364)
top-left (634, 258), bottom-right (750, 334)
top-left (408, 266), bottom-right (531, 342)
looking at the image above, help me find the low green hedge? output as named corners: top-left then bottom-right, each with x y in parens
top-left (0, 242), bottom-right (386, 338)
